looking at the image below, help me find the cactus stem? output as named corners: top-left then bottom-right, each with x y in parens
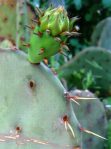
top-left (79, 127), bottom-right (107, 140)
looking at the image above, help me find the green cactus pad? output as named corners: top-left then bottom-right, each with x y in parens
top-left (0, 4), bottom-right (16, 43)
top-left (91, 17), bottom-right (111, 50)
top-left (70, 89), bottom-right (107, 149)
top-left (0, 48), bottom-right (81, 149)
top-left (59, 47), bottom-right (111, 94)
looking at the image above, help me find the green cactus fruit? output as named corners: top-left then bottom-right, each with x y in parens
top-left (40, 7), bottom-right (69, 35)
top-left (70, 89), bottom-right (107, 149)
top-left (91, 17), bottom-right (111, 51)
top-left (0, 48), bottom-right (81, 149)
top-left (58, 47), bottom-right (111, 94)
top-left (28, 6), bottom-right (78, 63)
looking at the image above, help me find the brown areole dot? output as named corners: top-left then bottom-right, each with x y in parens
top-left (16, 126), bottom-right (22, 133)
top-left (29, 80), bottom-right (36, 89)
top-left (63, 115), bottom-right (69, 122)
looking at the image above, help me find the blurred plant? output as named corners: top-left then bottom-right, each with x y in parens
top-left (82, 70), bottom-right (96, 89)
top-left (64, 0), bottom-right (111, 56)
top-left (102, 0), bottom-right (111, 8)
top-left (62, 69), bottom-right (97, 90)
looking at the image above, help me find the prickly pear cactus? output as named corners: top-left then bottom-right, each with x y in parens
top-left (69, 89), bottom-right (107, 149)
top-left (59, 47), bottom-right (111, 94)
top-left (0, 0), bottom-right (34, 49)
top-left (0, 48), bottom-right (82, 149)
top-left (91, 17), bottom-right (111, 50)
top-left (0, 2), bottom-right (16, 43)
top-left (28, 6), bottom-right (78, 63)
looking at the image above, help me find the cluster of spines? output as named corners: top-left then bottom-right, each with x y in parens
top-left (63, 91), bottom-right (107, 140)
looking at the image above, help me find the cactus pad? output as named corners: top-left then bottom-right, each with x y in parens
top-left (91, 17), bottom-right (111, 50)
top-left (59, 47), bottom-right (111, 94)
top-left (0, 48), bottom-right (81, 149)
top-left (70, 89), bottom-right (107, 149)
top-left (0, 3), bottom-right (16, 43)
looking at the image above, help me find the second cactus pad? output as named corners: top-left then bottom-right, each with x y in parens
top-left (59, 47), bottom-right (111, 94)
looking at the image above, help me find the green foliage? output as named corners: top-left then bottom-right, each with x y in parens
top-left (65, 0), bottom-right (111, 55)
top-left (61, 69), bottom-right (96, 90)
